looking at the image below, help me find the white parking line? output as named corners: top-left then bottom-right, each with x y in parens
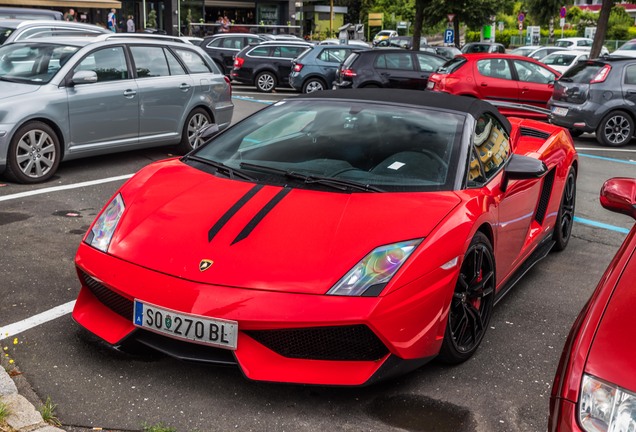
top-left (0, 301), bottom-right (76, 340)
top-left (0, 174), bottom-right (133, 202)
top-left (576, 147), bottom-right (636, 153)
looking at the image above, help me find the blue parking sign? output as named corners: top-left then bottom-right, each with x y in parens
top-left (444, 29), bottom-right (454, 44)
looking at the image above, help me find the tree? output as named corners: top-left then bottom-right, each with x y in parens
top-left (591, 0), bottom-right (614, 58)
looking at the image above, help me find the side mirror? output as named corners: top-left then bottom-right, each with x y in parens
top-left (600, 177), bottom-right (636, 220)
top-left (200, 123), bottom-right (220, 142)
top-left (71, 70), bottom-right (98, 85)
top-left (501, 154), bottom-right (548, 192)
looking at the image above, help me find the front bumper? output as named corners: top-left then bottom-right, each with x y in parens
top-left (73, 242), bottom-right (454, 385)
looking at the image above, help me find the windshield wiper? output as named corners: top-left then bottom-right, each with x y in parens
top-left (240, 162), bottom-right (383, 192)
top-left (184, 155), bottom-right (257, 181)
top-left (0, 76), bottom-right (27, 83)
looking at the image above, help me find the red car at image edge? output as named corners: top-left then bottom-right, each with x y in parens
top-left (549, 177), bottom-right (636, 431)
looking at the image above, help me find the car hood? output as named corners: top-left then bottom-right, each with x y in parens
top-left (108, 160), bottom-right (461, 295)
top-left (0, 81), bottom-right (40, 99)
top-left (585, 247), bottom-right (636, 393)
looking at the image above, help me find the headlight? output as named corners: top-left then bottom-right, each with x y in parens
top-left (326, 239), bottom-right (422, 297)
top-left (579, 374), bottom-right (636, 432)
top-left (85, 193), bottom-right (125, 253)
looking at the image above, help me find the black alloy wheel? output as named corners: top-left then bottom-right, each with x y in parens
top-left (552, 167), bottom-right (576, 251)
top-left (438, 232), bottom-right (495, 364)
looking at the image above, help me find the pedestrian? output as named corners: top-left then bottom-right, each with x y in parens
top-left (126, 15), bottom-right (135, 33)
top-left (107, 8), bottom-right (117, 32)
top-left (221, 15), bottom-right (230, 33)
top-left (64, 8), bottom-right (76, 21)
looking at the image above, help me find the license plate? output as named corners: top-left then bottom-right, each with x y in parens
top-left (552, 107), bottom-right (568, 116)
top-left (133, 300), bottom-right (238, 350)
top-left (426, 81), bottom-right (435, 90)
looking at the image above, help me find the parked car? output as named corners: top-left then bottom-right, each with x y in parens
top-left (540, 50), bottom-right (588, 74)
top-left (427, 53), bottom-right (561, 119)
top-left (527, 46), bottom-right (564, 61)
top-left (333, 48), bottom-right (445, 90)
top-left (319, 38), bottom-right (370, 48)
top-left (375, 36), bottom-right (427, 49)
top-left (231, 40), bottom-right (312, 92)
top-left (71, 89), bottom-right (577, 386)
top-left (0, 7), bottom-right (62, 20)
top-left (430, 45), bottom-right (461, 60)
top-left (200, 33), bottom-right (265, 75)
top-left (610, 38), bottom-right (636, 58)
top-left (258, 33), bottom-right (304, 41)
top-left (372, 29), bottom-right (398, 46)
top-left (0, 37), bottom-right (233, 184)
top-left (289, 44), bottom-right (366, 93)
top-left (0, 19), bottom-right (109, 45)
top-left (460, 42), bottom-right (506, 54)
top-left (180, 36), bottom-right (204, 46)
top-left (549, 177), bottom-right (636, 432)
top-left (548, 57), bottom-right (636, 145)
top-left (509, 45), bottom-right (543, 56)
top-left (555, 37), bottom-right (609, 55)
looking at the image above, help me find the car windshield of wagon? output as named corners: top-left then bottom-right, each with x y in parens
top-left (0, 42), bottom-right (79, 83)
top-left (190, 99), bottom-right (465, 192)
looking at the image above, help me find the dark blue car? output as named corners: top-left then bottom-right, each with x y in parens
top-left (289, 44), bottom-right (366, 93)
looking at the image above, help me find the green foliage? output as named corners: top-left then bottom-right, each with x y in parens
top-left (39, 397), bottom-right (61, 427)
top-left (0, 400), bottom-right (10, 423)
top-left (142, 422), bottom-right (177, 432)
top-left (147, 9), bottom-right (157, 29)
top-left (422, 0), bottom-right (513, 31)
top-left (608, 25), bottom-right (630, 41)
top-left (609, 4), bottom-right (633, 28)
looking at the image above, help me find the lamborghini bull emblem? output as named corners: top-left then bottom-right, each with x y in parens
top-left (199, 259), bottom-right (214, 272)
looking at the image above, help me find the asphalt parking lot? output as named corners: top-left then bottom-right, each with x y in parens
top-left (1, 91), bottom-right (636, 432)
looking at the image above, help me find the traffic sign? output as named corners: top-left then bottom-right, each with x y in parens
top-left (518, 22), bottom-right (523, 31)
top-left (444, 28), bottom-right (454, 44)
top-left (447, 14), bottom-right (456, 23)
top-left (560, 6), bottom-right (567, 18)
top-left (518, 12), bottom-right (525, 22)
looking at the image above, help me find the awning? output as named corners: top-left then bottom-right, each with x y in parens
top-left (0, 0), bottom-right (121, 8)
top-left (205, 1), bottom-right (256, 7)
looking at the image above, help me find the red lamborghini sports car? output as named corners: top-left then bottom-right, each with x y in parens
top-left (73, 89), bottom-right (578, 386)
top-left (549, 178), bottom-right (636, 432)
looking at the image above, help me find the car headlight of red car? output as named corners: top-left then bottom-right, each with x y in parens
top-left (326, 239), bottom-right (422, 296)
top-left (85, 193), bottom-right (125, 253)
top-left (579, 374), bottom-right (636, 431)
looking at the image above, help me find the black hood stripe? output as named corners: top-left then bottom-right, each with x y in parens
top-left (208, 184), bottom-right (264, 242)
top-left (232, 187), bottom-right (292, 245)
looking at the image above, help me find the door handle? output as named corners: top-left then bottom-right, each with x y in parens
top-left (180, 83), bottom-right (191, 90)
top-left (521, 87), bottom-right (530, 93)
top-left (480, 82), bottom-right (488, 86)
top-left (123, 89), bottom-right (136, 97)
top-left (627, 89), bottom-right (636, 95)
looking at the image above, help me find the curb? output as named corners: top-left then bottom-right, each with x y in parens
top-left (0, 366), bottom-right (65, 432)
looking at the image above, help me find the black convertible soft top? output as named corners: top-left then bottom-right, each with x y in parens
top-left (295, 89), bottom-right (512, 135)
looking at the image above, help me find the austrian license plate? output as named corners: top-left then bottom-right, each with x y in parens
top-left (133, 300), bottom-right (238, 350)
top-left (552, 107), bottom-right (568, 116)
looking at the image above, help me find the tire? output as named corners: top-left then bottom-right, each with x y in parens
top-left (5, 121), bottom-right (60, 184)
top-left (177, 108), bottom-right (212, 154)
top-left (255, 71), bottom-right (276, 93)
top-left (552, 167), bottom-right (576, 252)
top-left (596, 111), bottom-right (634, 146)
top-left (438, 232), bottom-right (495, 364)
top-left (302, 78), bottom-right (327, 94)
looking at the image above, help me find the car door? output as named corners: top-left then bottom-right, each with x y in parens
top-left (468, 113), bottom-right (542, 281)
top-left (621, 64), bottom-right (636, 110)
top-left (316, 47), bottom-right (356, 85)
top-left (374, 52), bottom-right (420, 89)
top-left (66, 46), bottom-right (139, 152)
top-left (129, 45), bottom-right (194, 145)
top-left (511, 59), bottom-right (557, 107)
top-left (415, 53), bottom-right (445, 90)
top-left (474, 57), bottom-right (519, 103)
top-left (272, 44), bottom-right (308, 84)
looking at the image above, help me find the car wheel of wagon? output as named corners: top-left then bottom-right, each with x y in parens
top-left (177, 108), bottom-right (211, 153)
top-left (438, 232), bottom-right (495, 364)
top-left (596, 111), bottom-right (634, 146)
top-left (5, 121), bottom-right (60, 184)
top-left (302, 78), bottom-right (326, 93)
top-left (552, 167), bottom-right (576, 252)
top-left (255, 72), bottom-right (276, 93)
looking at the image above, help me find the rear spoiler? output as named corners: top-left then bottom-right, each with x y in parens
top-left (485, 100), bottom-right (552, 116)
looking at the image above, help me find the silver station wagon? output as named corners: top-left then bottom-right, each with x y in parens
top-left (0, 35), bottom-right (234, 183)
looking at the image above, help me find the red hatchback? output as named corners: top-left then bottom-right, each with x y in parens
top-left (549, 178), bottom-right (636, 432)
top-left (427, 53), bottom-right (561, 119)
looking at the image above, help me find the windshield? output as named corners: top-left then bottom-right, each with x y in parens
top-left (0, 26), bottom-right (16, 45)
top-left (555, 40), bottom-right (573, 48)
top-left (188, 99), bottom-right (465, 192)
top-left (0, 42), bottom-right (79, 83)
top-left (617, 41), bottom-right (636, 51)
top-left (542, 53), bottom-right (577, 66)
top-left (437, 56), bottom-right (466, 74)
top-left (560, 61), bottom-right (604, 83)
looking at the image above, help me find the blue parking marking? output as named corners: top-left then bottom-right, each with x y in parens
top-left (574, 217), bottom-right (630, 234)
top-left (134, 301), bottom-right (144, 325)
top-left (232, 96), bottom-right (274, 105)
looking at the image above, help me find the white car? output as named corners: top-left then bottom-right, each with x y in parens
top-left (319, 38), bottom-right (370, 48)
top-left (540, 50), bottom-right (589, 73)
top-left (509, 45), bottom-right (542, 56)
top-left (611, 39), bottom-right (636, 57)
top-left (527, 46), bottom-right (564, 61)
top-left (555, 37), bottom-right (609, 55)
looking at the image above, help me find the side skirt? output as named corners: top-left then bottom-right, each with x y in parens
top-left (494, 237), bottom-right (556, 306)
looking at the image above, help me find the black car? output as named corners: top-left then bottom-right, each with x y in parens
top-left (231, 40), bottom-right (312, 92)
top-left (333, 48), bottom-right (446, 90)
top-left (289, 44), bottom-right (366, 93)
top-left (548, 57), bottom-right (636, 146)
top-left (201, 33), bottom-right (265, 75)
